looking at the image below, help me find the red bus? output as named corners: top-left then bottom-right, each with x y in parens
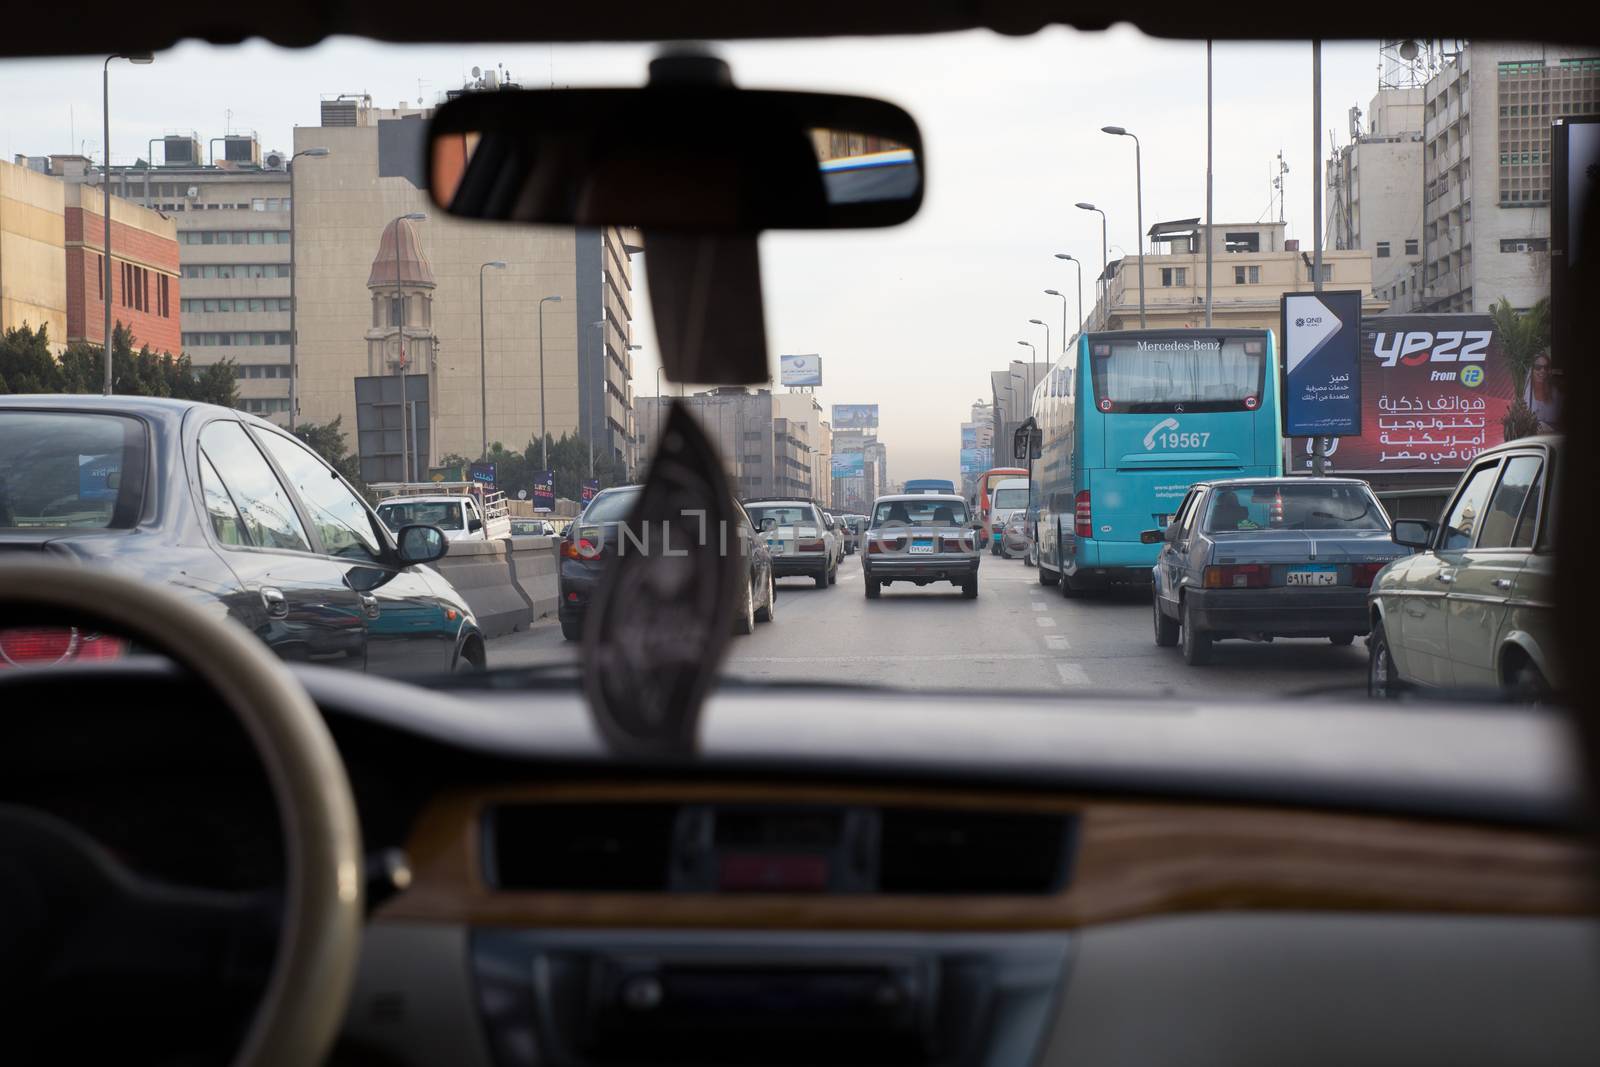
top-left (971, 466), bottom-right (1027, 549)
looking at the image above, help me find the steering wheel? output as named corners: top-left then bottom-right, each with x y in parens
top-left (0, 561), bottom-right (364, 1065)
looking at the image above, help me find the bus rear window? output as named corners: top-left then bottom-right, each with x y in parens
top-left (1090, 336), bottom-right (1265, 413)
top-left (0, 412), bottom-right (145, 530)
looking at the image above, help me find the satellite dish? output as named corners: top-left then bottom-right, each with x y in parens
top-left (471, 66), bottom-right (481, 78)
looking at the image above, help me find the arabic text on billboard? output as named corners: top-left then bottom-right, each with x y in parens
top-left (780, 354), bottom-right (823, 387)
top-left (831, 404), bottom-right (879, 430)
top-left (531, 470), bottom-right (556, 512)
top-left (1288, 314), bottom-right (1527, 474)
top-left (831, 452), bottom-right (866, 478)
top-left (1281, 290), bottom-right (1363, 437)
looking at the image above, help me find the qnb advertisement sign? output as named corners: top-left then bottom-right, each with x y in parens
top-left (1281, 290), bottom-right (1363, 437)
top-left (1289, 314), bottom-right (1513, 473)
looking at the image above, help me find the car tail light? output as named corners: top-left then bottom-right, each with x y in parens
top-left (1203, 564), bottom-right (1271, 589)
top-left (940, 536), bottom-right (969, 552)
top-left (869, 537), bottom-right (904, 554)
top-left (0, 627), bottom-right (127, 668)
top-left (797, 537), bottom-right (826, 552)
top-left (1351, 562), bottom-right (1387, 587)
top-left (1074, 491), bottom-right (1092, 538)
top-left (561, 536), bottom-right (604, 561)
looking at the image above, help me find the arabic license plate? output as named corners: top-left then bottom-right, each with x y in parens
top-left (910, 538), bottom-right (936, 554)
top-left (1287, 565), bottom-right (1337, 586)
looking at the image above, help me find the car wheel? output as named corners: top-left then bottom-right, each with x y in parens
top-left (755, 571), bottom-right (775, 623)
top-left (864, 575), bottom-right (881, 599)
top-left (735, 576), bottom-right (756, 634)
top-left (559, 614), bottom-right (582, 642)
top-left (814, 566), bottom-right (828, 589)
top-left (1153, 590), bottom-right (1179, 647)
top-left (1367, 619), bottom-right (1402, 699)
top-left (1059, 570), bottom-right (1083, 598)
top-left (962, 575), bottom-right (978, 600)
top-left (828, 561), bottom-right (838, 585)
top-left (1180, 598), bottom-right (1211, 665)
top-left (1508, 660), bottom-right (1551, 704)
top-left (1329, 633), bottom-right (1355, 646)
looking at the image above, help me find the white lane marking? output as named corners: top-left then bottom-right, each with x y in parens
top-left (1043, 634), bottom-right (1071, 651)
top-left (1030, 602), bottom-right (1047, 612)
top-left (1034, 615), bottom-right (1056, 627)
top-left (1057, 662), bottom-right (1090, 686)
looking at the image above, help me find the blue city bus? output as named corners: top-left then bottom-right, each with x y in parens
top-left (1035, 328), bottom-right (1282, 594)
top-left (904, 478), bottom-right (957, 495)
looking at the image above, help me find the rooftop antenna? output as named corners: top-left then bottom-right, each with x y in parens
top-left (1273, 150), bottom-right (1290, 224)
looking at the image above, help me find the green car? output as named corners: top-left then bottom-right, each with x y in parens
top-left (1368, 436), bottom-right (1561, 701)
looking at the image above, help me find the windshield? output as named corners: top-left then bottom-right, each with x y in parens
top-left (1204, 483), bottom-right (1388, 532)
top-left (377, 501), bottom-right (464, 530)
top-left (0, 31), bottom-right (1571, 709)
top-left (0, 413), bottom-right (144, 529)
top-left (871, 499), bottom-right (969, 526)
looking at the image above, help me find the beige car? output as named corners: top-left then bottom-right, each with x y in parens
top-left (1368, 436), bottom-right (1561, 700)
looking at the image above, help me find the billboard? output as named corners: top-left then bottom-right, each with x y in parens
top-left (1288, 314), bottom-right (1517, 474)
top-left (531, 469), bottom-right (556, 512)
top-left (779, 354), bottom-right (822, 387)
top-left (1282, 290), bottom-right (1363, 437)
top-left (354, 374), bottom-right (431, 485)
top-left (960, 424), bottom-right (977, 449)
top-left (831, 404), bottom-right (880, 430)
top-left (959, 447), bottom-right (991, 474)
top-left (468, 461), bottom-right (497, 486)
top-left (831, 452), bottom-right (865, 478)
top-left (581, 478), bottom-right (600, 504)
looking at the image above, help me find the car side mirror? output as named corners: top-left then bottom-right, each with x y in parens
top-left (1140, 529), bottom-right (1163, 545)
top-left (1392, 518), bottom-right (1435, 550)
top-left (468, 517), bottom-right (484, 533)
top-left (396, 524), bottom-right (449, 565)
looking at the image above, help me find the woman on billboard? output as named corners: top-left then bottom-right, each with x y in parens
top-left (1523, 353), bottom-right (1562, 432)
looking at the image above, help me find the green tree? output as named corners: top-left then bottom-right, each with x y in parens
top-left (0, 323), bottom-right (64, 393)
top-left (2, 322), bottom-right (242, 407)
top-left (293, 416), bottom-right (368, 497)
top-left (1488, 297), bottom-right (1550, 440)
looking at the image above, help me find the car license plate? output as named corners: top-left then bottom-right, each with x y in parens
top-left (910, 538), bottom-right (935, 554)
top-left (1287, 565), bottom-right (1337, 586)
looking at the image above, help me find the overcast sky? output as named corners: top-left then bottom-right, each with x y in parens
top-left (1, 29), bottom-right (1384, 481)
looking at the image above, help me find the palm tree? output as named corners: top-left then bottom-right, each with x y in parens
top-left (1488, 297), bottom-right (1550, 440)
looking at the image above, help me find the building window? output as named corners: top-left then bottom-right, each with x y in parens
top-left (1405, 238), bottom-right (1419, 255)
top-left (1376, 241), bottom-right (1391, 258)
top-left (1160, 267), bottom-right (1187, 287)
top-left (1223, 232), bottom-right (1260, 253)
top-left (1499, 237), bottom-right (1549, 252)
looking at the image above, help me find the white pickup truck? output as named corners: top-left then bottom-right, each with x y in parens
top-left (373, 483), bottom-right (512, 542)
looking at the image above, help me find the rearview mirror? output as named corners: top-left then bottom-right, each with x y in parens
top-left (396, 524), bottom-right (449, 565)
top-left (427, 64), bottom-right (923, 232)
top-left (1139, 529), bottom-right (1163, 545)
top-left (1012, 423), bottom-right (1042, 462)
top-left (1392, 518), bottom-right (1435, 550)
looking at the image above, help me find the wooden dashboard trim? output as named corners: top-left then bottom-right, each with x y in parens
top-left (376, 780), bottom-right (1596, 929)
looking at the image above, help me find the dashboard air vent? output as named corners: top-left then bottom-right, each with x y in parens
top-left (489, 804), bottom-right (678, 891)
top-left (877, 810), bottom-right (1073, 894)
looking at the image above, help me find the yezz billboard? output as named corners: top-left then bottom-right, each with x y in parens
top-left (1289, 314), bottom-right (1512, 474)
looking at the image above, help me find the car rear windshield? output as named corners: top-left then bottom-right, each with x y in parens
top-left (872, 499), bottom-right (969, 526)
top-left (377, 501), bottom-right (463, 529)
top-left (1204, 484), bottom-right (1387, 533)
top-left (991, 488), bottom-right (1029, 509)
top-left (581, 489), bottom-right (642, 524)
top-left (0, 412), bottom-right (145, 530)
top-left (746, 504), bottom-right (818, 529)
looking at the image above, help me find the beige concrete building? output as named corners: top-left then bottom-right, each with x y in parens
top-left (633, 389), bottom-right (814, 500)
top-left (1326, 88), bottom-right (1425, 300)
top-left (773, 390), bottom-right (829, 498)
top-left (291, 93), bottom-right (637, 471)
top-left (1085, 221), bottom-right (1384, 331)
top-left (0, 159), bottom-right (67, 352)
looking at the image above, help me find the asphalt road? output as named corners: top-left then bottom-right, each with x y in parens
top-left (487, 552), bottom-right (1371, 701)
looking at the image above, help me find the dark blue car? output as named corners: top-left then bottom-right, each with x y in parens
top-left (1145, 477), bottom-right (1411, 666)
top-left (0, 396), bottom-right (483, 674)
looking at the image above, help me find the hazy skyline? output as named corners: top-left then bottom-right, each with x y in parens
top-left (0, 29), bottom-right (1386, 481)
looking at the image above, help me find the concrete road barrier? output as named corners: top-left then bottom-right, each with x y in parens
top-left (433, 536), bottom-right (558, 638)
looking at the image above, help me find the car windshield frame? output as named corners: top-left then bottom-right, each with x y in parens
top-left (0, 410), bottom-right (148, 531)
top-left (1202, 482), bottom-right (1389, 533)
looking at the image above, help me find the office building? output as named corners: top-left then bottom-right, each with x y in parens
top-left (1083, 220), bottom-right (1383, 331)
top-left (990, 360), bottom-right (1049, 465)
top-left (1326, 88), bottom-right (1426, 300)
top-left (633, 389), bottom-right (813, 501)
top-left (1, 159), bottom-right (68, 351)
top-left (1391, 43), bottom-right (1600, 313)
top-left (290, 89), bottom-right (637, 469)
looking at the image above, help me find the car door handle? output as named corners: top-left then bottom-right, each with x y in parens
top-left (1435, 572), bottom-right (1455, 583)
top-left (260, 586), bottom-right (289, 618)
top-left (360, 594), bottom-right (380, 619)
top-left (1493, 578), bottom-right (1513, 590)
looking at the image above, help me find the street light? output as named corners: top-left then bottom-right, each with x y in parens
top-left (478, 260), bottom-right (507, 459)
top-left (1101, 126), bottom-right (1146, 328)
top-left (389, 212), bottom-right (427, 480)
top-left (1015, 340), bottom-right (1037, 407)
top-left (287, 146), bottom-right (330, 431)
top-left (1027, 319), bottom-right (1050, 373)
top-left (1075, 203), bottom-right (1108, 330)
top-left (537, 295), bottom-right (562, 469)
top-left (102, 51), bottom-right (154, 395)
top-left (1052, 251), bottom-right (1084, 342)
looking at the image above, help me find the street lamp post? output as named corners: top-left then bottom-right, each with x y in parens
top-left (1075, 203), bottom-right (1108, 330)
top-left (287, 147), bottom-right (330, 432)
top-left (1101, 126), bottom-right (1146, 328)
top-left (1027, 320), bottom-right (1050, 371)
top-left (389, 212), bottom-right (427, 481)
top-left (478, 260), bottom-right (507, 460)
top-left (1052, 252), bottom-right (1083, 341)
top-left (102, 52), bottom-right (154, 395)
top-left (537, 295), bottom-right (562, 470)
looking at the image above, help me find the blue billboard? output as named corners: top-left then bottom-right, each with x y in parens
top-left (531, 469), bottom-right (556, 512)
top-left (831, 452), bottom-right (865, 478)
top-left (959, 447), bottom-right (990, 474)
top-left (960, 424), bottom-right (977, 449)
top-left (1281, 290), bottom-right (1363, 437)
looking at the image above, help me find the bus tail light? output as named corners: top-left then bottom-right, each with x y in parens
top-left (1203, 564), bottom-right (1271, 589)
top-left (1351, 562), bottom-right (1387, 587)
top-left (1073, 491), bottom-right (1092, 538)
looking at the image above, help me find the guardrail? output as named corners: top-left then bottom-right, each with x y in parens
top-left (432, 535), bottom-right (559, 639)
